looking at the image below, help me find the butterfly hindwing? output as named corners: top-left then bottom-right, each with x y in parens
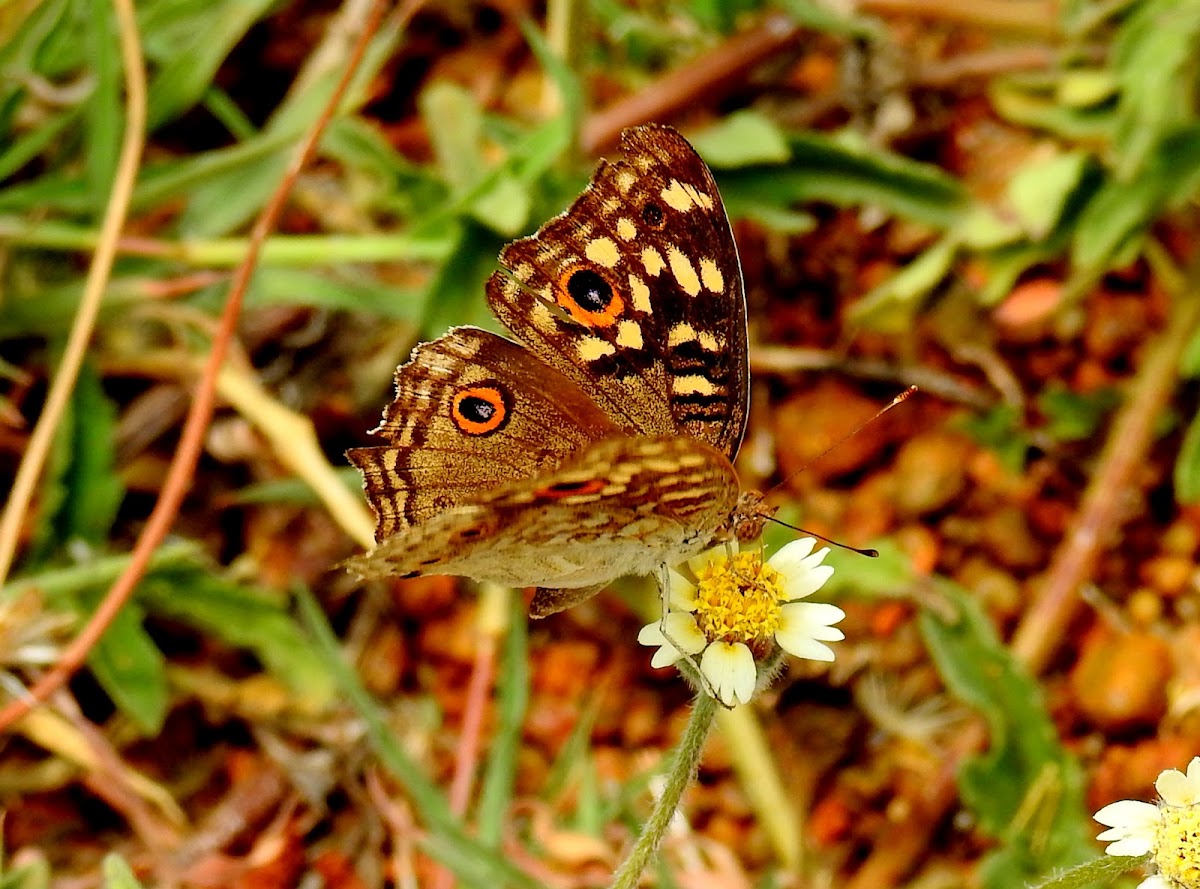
top-left (347, 326), bottom-right (620, 541)
top-left (485, 124), bottom-right (749, 460)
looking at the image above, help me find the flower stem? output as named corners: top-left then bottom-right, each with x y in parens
top-left (609, 693), bottom-right (718, 889)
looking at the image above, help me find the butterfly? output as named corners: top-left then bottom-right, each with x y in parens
top-left (345, 124), bottom-right (770, 617)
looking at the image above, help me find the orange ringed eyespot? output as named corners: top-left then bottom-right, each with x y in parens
top-left (535, 478), bottom-right (607, 499)
top-left (451, 384), bottom-right (509, 436)
top-left (556, 266), bottom-right (623, 328)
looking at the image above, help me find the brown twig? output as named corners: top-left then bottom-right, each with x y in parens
top-left (580, 12), bottom-right (805, 154)
top-left (1011, 282), bottom-right (1200, 674)
top-left (751, 345), bottom-right (996, 411)
top-left (0, 0), bottom-right (393, 734)
top-left (858, 0), bottom-right (1061, 35)
top-left (430, 585), bottom-right (509, 889)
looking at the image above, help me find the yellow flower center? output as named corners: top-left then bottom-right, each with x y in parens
top-left (692, 551), bottom-right (786, 644)
top-left (1156, 804), bottom-right (1200, 888)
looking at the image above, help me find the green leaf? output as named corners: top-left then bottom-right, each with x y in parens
top-left (518, 17), bottom-right (584, 135)
top-left (1070, 172), bottom-right (1161, 278)
top-left (137, 570), bottom-right (336, 709)
top-left (32, 360), bottom-right (124, 560)
top-left (848, 236), bottom-right (958, 331)
top-left (237, 267), bottom-right (429, 320)
top-left (143, 0), bottom-right (276, 128)
top-left (1007, 150), bottom-right (1091, 240)
top-left (690, 110), bottom-right (791, 168)
top-left (476, 594), bottom-right (529, 846)
top-left (718, 129), bottom-right (967, 230)
top-left (469, 171), bottom-right (532, 237)
top-left (920, 582), bottom-right (1097, 888)
top-left (83, 0), bottom-right (119, 209)
top-left (422, 82), bottom-right (486, 193)
top-left (955, 404), bottom-right (1031, 474)
top-left (1174, 408), bottom-right (1200, 502)
top-left (1037, 384), bottom-right (1119, 443)
top-left (774, 0), bottom-right (878, 36)
top-left (419, 222), bottom-right (504, 336)
top-left (101, 854), bottom-right (145, 889)
top-left (1111, 0), bottom-right (1200, 178)
top-left (88, 600), bottom-right (168, 734)
top-left (1180, 324), bottom-right (1200, 378)
top-left (1054, 68), bottom-right (1118, 108)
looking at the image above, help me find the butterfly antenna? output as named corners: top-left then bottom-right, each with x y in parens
top-left (797, 385), bottom-right (918, 477)
top-left (765, 515), bottom-right (879, 557)
top-left (764, 385), bottom-right (917, 558)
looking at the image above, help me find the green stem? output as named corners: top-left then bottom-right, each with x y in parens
top-left (609, 693), bottom-right (718, 889)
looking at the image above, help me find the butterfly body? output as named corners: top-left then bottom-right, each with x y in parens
top-left (348, 125), bottom-right (765, 616)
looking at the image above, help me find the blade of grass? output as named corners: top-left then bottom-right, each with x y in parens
top-left (294, 586), bottom-right (544, 889)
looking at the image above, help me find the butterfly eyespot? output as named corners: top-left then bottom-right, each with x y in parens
top-left (557, 266), bottom-right (624, 328)
top-left (642, 202), bottom-right (665, 227)
top-left (451, 384), bottom-right (510, 436)
top-left (536, 478), bottom-right (607, 499)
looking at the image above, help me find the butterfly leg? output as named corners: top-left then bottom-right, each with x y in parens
top-left (654, 564), bottom-right (721, 702)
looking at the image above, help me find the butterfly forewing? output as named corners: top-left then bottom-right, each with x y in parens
top-left (485, 125), bottom-right (749, 460)
top-left (345, 435), bottom-right (740, 589)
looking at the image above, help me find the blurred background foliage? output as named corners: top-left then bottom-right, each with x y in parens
top-left (2, 0), bottom-right (1200, 886)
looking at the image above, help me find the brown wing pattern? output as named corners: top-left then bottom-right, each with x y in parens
top-left (344, 435), bottom-right (740, 588)
top-left (347, 326), bottom-right (620, 542)
top-left (485, 125), bottom-right (749, 460)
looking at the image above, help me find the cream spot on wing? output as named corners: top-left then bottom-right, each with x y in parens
top-left (629, 274), bottom-right (652, 313)
top-left (578, 337), bottom-right (617, 361)
top-left (615, 169), bottom-right (637, 193)
top-left (531, 301), bottom-right (558, 332)
top-left (668, 322), bottom-right (697, 346)
top-left (682, 182), bottom-right (714, 210)
top-left (661, 179), bottom-right (694, 212)
top-left (667, 246), bottom-right (702, 296)
top-left (616, 320), bottom-right (643, 349)
top-left (698, 330), bottom-right (722, 351)
top-left (585, 236), bottom-right (621, 268)
top-left (642, 247), bottom-right (666, 276)
top-left (383, 450), bottom-right (399, 471)
top-left (512, 261), bottom-right (535, 282)
top-left (536, 244), bottom-right (564, 267)
top-left (616, 217), bottom-right (637, 240)
top-left (672, 374), bottom-right (719, 395)
top-left (700, 257), bottom-right (724, 292)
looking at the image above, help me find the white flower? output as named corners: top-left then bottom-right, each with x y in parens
top-left (1095, 756), bottom-right (1200, 889)
top-left (637, 538), bottom-right (844, 708)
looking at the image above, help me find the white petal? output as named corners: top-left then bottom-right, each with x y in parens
top-left (638, 613), bottom-right (707, 668)
top-left (668, 570), bottom-right (698, 612)
top-left (1093, 800), bottom-right (1159, 856)
top-left (1103, 835), bottom-right (1154, 857)
top-left (1094, 799), bottom-right (1160, 828)
top-left (662, 611), bottom-right (707, 654)
top-left (775, 602), bottom-right (846, 662)
top-left (700, 642), bottom-right (756, 707)
top-left (688, 542), bottom-right (736, 575)
top-left (767, 537), bottom-right (816, 566)
top-left (1157, 757), bottom-right (1200, 806)
top-left (770, 539), bottom-right (834, 601)
top-left (1185, 755), bottom-right (1200, 784)
top-left (1136, 876), bottom-right (1169, 889)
